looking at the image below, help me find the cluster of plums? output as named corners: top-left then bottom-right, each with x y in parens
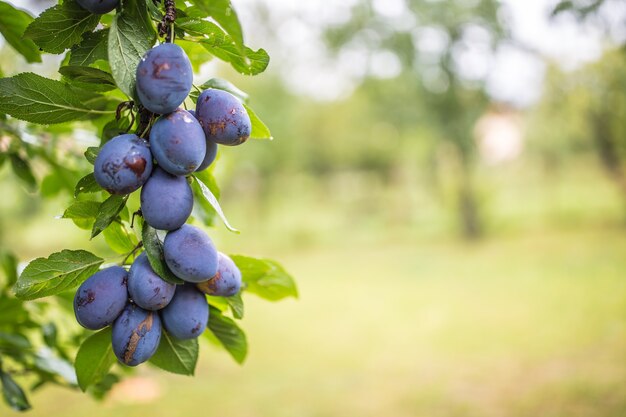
top-left (74, 39), bottom-right (252, 366)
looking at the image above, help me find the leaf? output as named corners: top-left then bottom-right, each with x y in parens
top-left (69, 29), bottom-right (109, 67)
top-left (230, 255), bottom-right (298, 301)
top-left (191, 167), bottom-right (219, 227)
top-left (9, 154), bottom-right (36, 191)
top-left (198, 39), bottom-right (269, 76)
top-left (206, 306), bottom-right (247, 364)
top-left (108, 0), bottom-right (156, 98)
top-left (207, 293), bottom-right (244, 319)
top-left (141, 221), bottom-right (184, 284)
top-left (62, 200), bottom-right (100, 229)
top-left (13, 249), bottom-right (103, 300)
top-left (0, 369), bottom-right (30, 411)
top-left (190, 77), bottom-right (249, 103)
top-left (149, 332), bottom-right (198, 375)
top-left (91, 195), bottom-right (128, 239)
top-left (74, 173), bottom-right (102, 197)
top-left (24, 0), bottom-right (100, 54)
top-left (0, 1), bottom-right (41, 63)
top-left (84, 147), bottom-right (99, 164)
top-left (33, 348), bottom-right (77, 385)
top-left (0, 73), bottom-right (114, 124)
top-left (191, 175), bottom-right (239, 233)
top-left (59, 66), bottom-right (116, 87)
top-left (194, 0), bottom-right (245, 52)
top-left (243, 104), bottom-right (272, 140)
top-left (75, 328), bottom-right (116, 392)
top-left (0, 251), bottom-right (18, 287)
top-left (226, 293), bottom-right (244, 319)
top-left (103, 221), bottom-right (137, 254)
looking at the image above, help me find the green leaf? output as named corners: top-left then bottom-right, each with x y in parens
top-left (109, 0), bottom-right (156, 98)
top-left (194, 0), bottom-right (244, 52)
top-left (206, 306), bottom-right (247, 364)
top-left (205, 295), bottom-right (229, 312)
top-left (206, 293), bottom-right (244, 319)
top-left (59, 66), bottom-right (116, 87)
top-left (91, 195), bottom-right (128, 239)
top-left (243, 104), bottom-right (272, 140)
top-left (190, 77), bottom-right (249, 103)
top-left (230, 255), bottom-right (298, 301)
top-left (141, 221), bottom-right (184, 284)
top-left (226, 293), bottom-right (244, 319)
top-left (13, 249), bottom-right (103, 300)
top-left (149, 332), bottom-right (198, 375)
top-left (69, 29), bottom-right (109, 67)
top-left (75, 328), bottom-right (116, 392)
top-left (0, 369), bottom-right (30, 411)
top-left (191, 167), bottom-right (219, 227)
top-left (62, 200), bottom-right (100, 229)
top-left (191, 175), bottom-right (239, 233)
top-left (24, 0), bottom-right (100, 54)
top-left (103, 221), bottom-right (137, 254)
top-left (74, 173), bottom-right (102, 197)
top-left (9, 154), bottom-right (36, 191)
top-left (0, 73), bottom-right (114, 124)
top-left (0, 1), bottom-right (41, 63)
top-left (0, 251), bottom-right (18, 287)
top-left (198, 39), bottom-right (269, 76)
top-left (84, 147), bottom-right (99, 165)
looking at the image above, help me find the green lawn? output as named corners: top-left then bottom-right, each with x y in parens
top-left (5, 227), bottom-right (625, 417)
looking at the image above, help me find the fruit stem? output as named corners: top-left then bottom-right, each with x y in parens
top-left (158, 0), bottom-right (177, 43)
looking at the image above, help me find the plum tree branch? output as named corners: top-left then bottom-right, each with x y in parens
top-left (158, 0), bottom-right (177, 42)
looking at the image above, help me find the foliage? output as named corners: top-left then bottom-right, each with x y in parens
top-left (0, 0), bottom-right (296, 411)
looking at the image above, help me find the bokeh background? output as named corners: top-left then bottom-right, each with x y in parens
top-left (1, 0), bottom-right (626, 416)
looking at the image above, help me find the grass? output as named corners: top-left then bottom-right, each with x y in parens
top-left (6, 227), bottom-right (625, 417)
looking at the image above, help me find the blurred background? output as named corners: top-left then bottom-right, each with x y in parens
top-left (1, 0), bottom-right (626, 415)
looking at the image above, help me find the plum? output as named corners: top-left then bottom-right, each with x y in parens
top-left (163, 225), bottom-right (218, 283)
top-left (140, 167), bottom-right (193, 230)
top-left (94, 134), bottom-right (152, 195)
top-left (160, 285), bottom-right (209, 339)
top-left (196, 140), bottom-right (218, 171)
top-left (187, 109), bottom-right (218, 171)
top-left (76, 0), bottom-right (118, 14)
top-left (197, 253), bottom-right (241, 297)
top-left (136, 43), bottom-right (192, 114)
top-left (195, 89), bottom-right (251, 146)
top-left (112, 303), bottom-right (162, 366)
top-left (149, 108), bottom-right (206, 175)
top-left (74, 266), bottom-right (128, 330)
top-left (128, 253), bottom-right (176, 310)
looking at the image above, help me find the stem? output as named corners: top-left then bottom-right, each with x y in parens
top-left (158, 0), bottom-right (176, 42)
top-left (121, 242), bottom-right (144, 265)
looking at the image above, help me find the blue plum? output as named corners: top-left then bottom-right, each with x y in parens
top-left (128, 253), bottom-right (176, 310)
top-left (160, 285), bottom-right (209, 339)
top-left (188, 110), bottom-right (218, 171)
top-left (74, 266), bottom-right (128, 330)
top-left (149, 108), bottom-right (206, 175)
top-left (195, 89), bottom-right (251, 146)
top-left (140, 167), bottom-right (193, 230)
top-left (76, 0), bottom-right (118, 14)
top-left (94, 134), bottom-right (153, 195)
top-left (112, 304), bottom-right (162, 366)
top-left (197, 253), bottom-right (241, 297)
top-left (163, 225), bottom-right (218, 283)
top-left (196, 140), bottom-right (217, 171)
top-left (136, 43), bottom-right (192, 114)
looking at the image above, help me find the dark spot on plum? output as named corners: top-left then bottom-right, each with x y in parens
top-left (77, 289), bottom-right (96, 307)
top-left (124, 155), bottom-right (147, 177)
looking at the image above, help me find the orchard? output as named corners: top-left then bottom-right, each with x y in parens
top-left (0, 0), bottom-right (296, 411)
